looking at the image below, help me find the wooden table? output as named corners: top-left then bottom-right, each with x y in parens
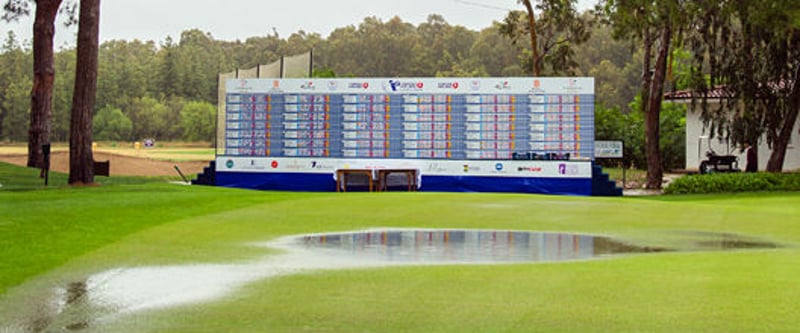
top-left (335, 169), bottom-right (375, 192)
top-left (377, 169), bottom-right (418, 192)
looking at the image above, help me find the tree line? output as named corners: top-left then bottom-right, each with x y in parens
top-left (1, 12), bottom-right (645, 143)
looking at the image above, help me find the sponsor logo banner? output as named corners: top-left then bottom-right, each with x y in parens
top-left (217, 157), bottom-right (592, 178)
top-left (227, 78), bottom-right (594, 95)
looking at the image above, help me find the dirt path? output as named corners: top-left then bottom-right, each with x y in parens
top-left (0, 151), bottom-right (211, 177)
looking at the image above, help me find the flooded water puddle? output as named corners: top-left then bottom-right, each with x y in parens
top-left (0, 229), bottom-right (779, 332)
top-left (297, 229), bottom-right (665, 263)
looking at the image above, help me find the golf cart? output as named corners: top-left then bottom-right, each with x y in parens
top-left (697, 136), bottom-right (740, 174)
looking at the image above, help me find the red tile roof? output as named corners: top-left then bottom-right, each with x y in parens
top-left (664, 86), bottom-right (733, 100)
top-left (664, 81), bottom-right (791, 100)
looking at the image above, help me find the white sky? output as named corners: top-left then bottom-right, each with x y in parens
top-left (1, 0), bottom-right (596, 48)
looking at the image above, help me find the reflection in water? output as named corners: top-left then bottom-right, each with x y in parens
top-left (299, 230), bottom-right (665, 263)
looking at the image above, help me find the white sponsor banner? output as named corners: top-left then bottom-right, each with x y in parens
top-left (217, 157), bottom-right (592, 179)
top-left (226, 77), bottom-right (594, 96)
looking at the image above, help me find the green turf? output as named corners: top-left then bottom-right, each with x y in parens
top-left (0, 162), bottom-right (291, 294)
top-left (1, 161), bottom-right (799, 332)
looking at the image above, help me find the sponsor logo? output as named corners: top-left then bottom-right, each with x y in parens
top-left (242, 159), bottom-right (267, 170)
top-left (463, 165), bottom-right (483, 173)
top-left (529, 79), bottom-right (545, 93)
top-left (437, 82), bottom-right (460, 90)
top-left (235, 79), bottom-right (253, 92)
top-left (348, 82), bottom-right (370, 89)
top-left (517, 166), bottom-right (543, 173)
top-left (387, 80), bottom-right (424, 92)
top-left (269, 80), bottom-right (283, 93)
top-left (470, 80), bottom-right (481, 91)
top-left (284, 160), bottom-right (306, 170)
top-left (425, 163), bottom-right (449, 173)
top-left (495, 163), bottom-right (504, 171)
top-left (558, 163), bottom-right (580, 175)
top-left (568, 78), bottom-right (577, 87)
top-left (300, 81), bottom-right (316, 90)
top-left (271, 160), bottom-right (279, 169)
top-left (311, 161), bottom-right (335, 171)
top-left (495, 81), bottom-right (511, 90)
top-left (226, 160), bottom-right (234, 168)
top-left (563, 78), bottom-right (582, 91)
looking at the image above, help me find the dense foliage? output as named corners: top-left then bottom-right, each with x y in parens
top-left (595, 97), bottom-right (685, 171)
top-left (664, 172), bottom-right (800, 195)
top-left (0, 13), bottom-right (642, 145)
top-left (683, 0), bottom-right (800, 172)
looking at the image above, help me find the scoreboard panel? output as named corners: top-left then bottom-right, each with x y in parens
top-left (216, 78), bottom-right (596, 195)
top-left (223, 78), bottom-right (594, 161)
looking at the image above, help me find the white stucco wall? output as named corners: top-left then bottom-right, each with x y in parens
top-left (683, 101), bottom-right (800, 172)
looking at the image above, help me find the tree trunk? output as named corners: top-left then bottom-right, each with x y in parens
top-left (640, 28), bottom-right (653, 115)
top-left (645, 25), bottom-right (671, 189)
top-left (27, 0), bottom-right (63, 168)
top-left (521, 0), bottom-right (540, 76)
top-left (69, 0), bottom-right (100, 185)
top-left (765, 65), bottom-right (800, 172)
top-left (638, 26), bottom-right (652, 170)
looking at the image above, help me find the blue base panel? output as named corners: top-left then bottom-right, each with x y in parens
top-left (215, 172), bottom-right (592, 196)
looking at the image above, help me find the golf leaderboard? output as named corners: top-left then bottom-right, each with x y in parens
top-left (222, 77), bottom-right (595, 160)
top-left (215, 77), bottom-right (606, 195)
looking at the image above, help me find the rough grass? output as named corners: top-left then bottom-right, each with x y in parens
top-left (2, 161), bottom-right (799, 332)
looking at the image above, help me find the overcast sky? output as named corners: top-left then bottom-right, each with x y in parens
top-left (2, 0), bottom-right (595, 48)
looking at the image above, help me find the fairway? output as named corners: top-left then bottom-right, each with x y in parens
top-left (1, 162), bottom-right (799, 332)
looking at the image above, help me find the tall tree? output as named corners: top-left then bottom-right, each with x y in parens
top-left (687, 0), bottom-right (800, 172)
top-left (520, 0), bottom-right (540, 75)
top-left (601, 0), bottom-right (687, 189)
top-left (68, 0), bottom-right (99, 184)
top-left (3, 0), bottom-right (64, 168)
top-left (500, 0), bottom-right (591, 76)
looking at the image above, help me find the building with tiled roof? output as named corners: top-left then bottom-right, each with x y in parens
top-left (665, 86), bottom-right (800, 172)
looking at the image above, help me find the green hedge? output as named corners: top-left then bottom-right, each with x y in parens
top-left (664, 172), bottom-right (800, 195)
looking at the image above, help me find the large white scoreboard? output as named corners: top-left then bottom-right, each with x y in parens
top-left (216, 77), bottom-right (596, 195)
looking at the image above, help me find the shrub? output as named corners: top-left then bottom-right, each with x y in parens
top-left (664, 172), bottom-right (800, 195)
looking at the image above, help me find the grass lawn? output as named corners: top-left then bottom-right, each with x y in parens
top-left (1, 161), bottom-right (799, 332)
